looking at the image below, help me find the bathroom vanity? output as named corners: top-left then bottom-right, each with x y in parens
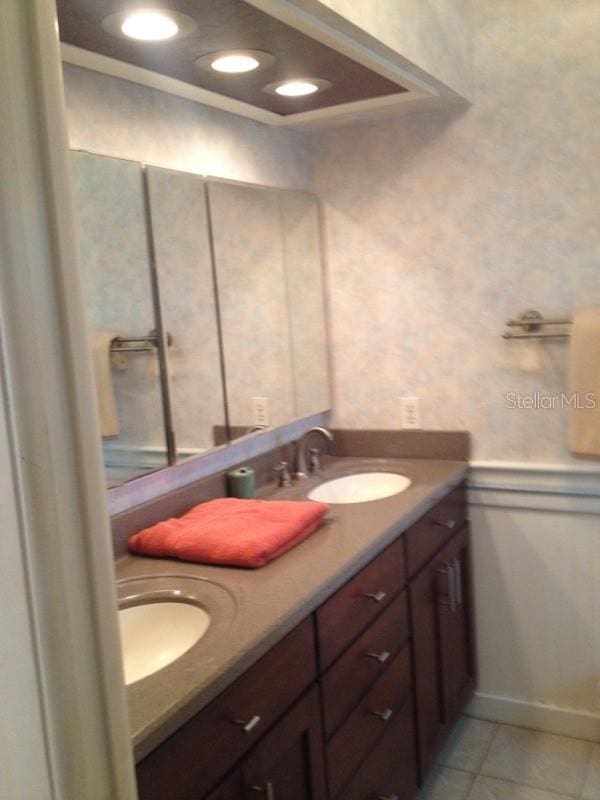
top-left (118, 456), bottom-right (473, 800)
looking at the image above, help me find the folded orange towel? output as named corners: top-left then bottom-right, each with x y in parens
top-left (128, 498), bottom-right (330, 568)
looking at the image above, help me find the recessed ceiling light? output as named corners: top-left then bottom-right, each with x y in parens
top-left (196, 50), bottom-right (275, 74)
top-left (121, 10), bottom-right (178, 40)
top-left (212, 54), bottom-right (259, 73)
top-left (102, 9), bottom-right (197, 42)
top-left (263, 78), bottom-right (332, 98)
top-left (275, 80), bottom-right (318, 97)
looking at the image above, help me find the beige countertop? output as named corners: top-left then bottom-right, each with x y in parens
top-left (116, 456), bottom-right (468, 762)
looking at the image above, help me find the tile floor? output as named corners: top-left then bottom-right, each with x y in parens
top-left (418, 717), bottom-right (600, 800)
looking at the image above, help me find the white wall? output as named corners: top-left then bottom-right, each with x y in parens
top-left (0, 363), bottom-right (53, 799)
top-left (468, 475), bottom-right (600, 739)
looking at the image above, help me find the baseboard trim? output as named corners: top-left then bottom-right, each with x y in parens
top-left (468, 692), bottom-right (600, 742)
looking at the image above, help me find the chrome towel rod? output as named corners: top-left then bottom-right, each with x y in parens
top-left (110, 329), bottom-right (172, 353)
top-left (503, 310), bottom-right (571, 340)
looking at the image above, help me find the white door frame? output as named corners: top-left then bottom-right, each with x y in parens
top-left (0, 1), bottom-right (137, 797)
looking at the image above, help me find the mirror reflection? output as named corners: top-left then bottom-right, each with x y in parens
top-left (70, 153), bottom-right (331, 488)
top-left (71, 151), bottom-right (168, 487)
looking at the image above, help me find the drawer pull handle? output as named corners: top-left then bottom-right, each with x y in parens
top-left (371, 707), bottom-right (394, 722)
top-left (377, 795), bottom-right (399, 800)
top-left (433, 518), bottom-right (457, 531)
top-left (365, 650), bottom-right (391, 664)
top-left (454, 557), bottom-right (463, 606)
top-left (437, 562), bottom-right (456, 612)
top-left (233, 714), bottom-right (261, 733)
top-left (251, 782), bottom-right (275, 799)
top-left (363, 590), bottom-right (387, 603)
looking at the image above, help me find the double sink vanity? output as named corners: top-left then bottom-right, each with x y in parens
top-left (74, 142), bottom-right (475, 799)
top-left (113, 436), bottom-right (473, 800)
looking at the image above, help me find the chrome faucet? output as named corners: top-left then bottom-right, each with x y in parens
top-left (294, 427), bottom-right (334, 480)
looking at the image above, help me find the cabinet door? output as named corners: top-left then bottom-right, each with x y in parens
top-left (410, 524), bottom-right (474, 780)
top-left (437, 523), bottom-right (475, 723)
top-left (410, 551), bottom-right (444, 778)
top-left (241, 687), bottom-right (326, 800)
top-left (206, 770), bottom-right (245, 800)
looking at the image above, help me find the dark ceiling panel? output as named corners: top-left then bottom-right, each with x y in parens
top-left (56, 0), bottom-right (406, 115)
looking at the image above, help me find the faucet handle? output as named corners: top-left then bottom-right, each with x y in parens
top-left (274, 461), bottom-right (292, 488)
top-left (308, 447), bottom-right (321, 472)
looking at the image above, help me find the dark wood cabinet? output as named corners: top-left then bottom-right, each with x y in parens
top-left (342, 697), bottom-right (417, 800)
top-left (206, 688), bottom-right (325, 800)
top-left (242, 687), bottom-right (326, 800)
top-left (206, 770), bottom-right (245, 800)
top-left (410, 521), bottom-right (474, 780)
top-left (137, 485), bottom-right (474, 800)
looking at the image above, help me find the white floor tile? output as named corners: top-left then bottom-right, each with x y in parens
top-left (467, 775), bottom-right (573, 800)
top-left (479, 725), bottom-right (592, 797)
top-left (438, 716), bottom-right (499, 773)
top-left (419, 766), bottom-right (475, 800)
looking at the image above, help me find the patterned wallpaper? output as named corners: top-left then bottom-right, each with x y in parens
top-left (63, 64), bottom-right (310, 190)
top-left (309, 0), bottom-right (600, 464)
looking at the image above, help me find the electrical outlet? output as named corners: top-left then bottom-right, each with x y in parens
top-left (252, 396), bottom-right (270, 427)
top-left (400, 397), bottom-right (421, 429)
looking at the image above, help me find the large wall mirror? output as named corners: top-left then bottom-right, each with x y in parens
top-left (70, 151), bottom-right (331, 488)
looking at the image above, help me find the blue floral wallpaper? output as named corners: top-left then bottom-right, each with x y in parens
top-left (309, 0), bottom-right (599, 464)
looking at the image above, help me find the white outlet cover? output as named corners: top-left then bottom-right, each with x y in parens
top-left (400, 397), bottom-right (421, 429)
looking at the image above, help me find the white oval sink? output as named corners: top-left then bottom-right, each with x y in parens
top-left (308, 472), bottom-right (411, 504)
top-left (118, 601), bottom-right (210, 685)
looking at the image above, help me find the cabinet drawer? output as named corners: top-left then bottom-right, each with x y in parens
top-left (405, 486), bottom-right (466, 577)
top-left (326, 645), bottom-right (412, 797)
top-left (316, 536), bottom-right (406, 670)
top-left (342, 696), bottom-right (417, 800)
top-left (321, 591), bottom-right (409, 738)
top-left (136, 618), bottom-right (316, 800)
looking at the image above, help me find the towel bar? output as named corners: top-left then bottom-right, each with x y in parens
top-left (503, 310), bottom-right (571, 340)
top-left (110, 330), bottom-right (172, 353)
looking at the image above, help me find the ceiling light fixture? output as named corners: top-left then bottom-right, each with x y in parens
top-left (196, 50), bottom-right (275, 75)
top-left (211, 54), bottom-right (259, 73)
top-left (263, 78), bottom-right (332, 98)
top-left (275, 80), bottom-right (318, 97)
top-left (102, 9), bottom-right (197, 42)
top-left (121, 10), bottom-right (178, 40)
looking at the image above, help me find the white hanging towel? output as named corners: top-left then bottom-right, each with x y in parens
top-left (568, 309), bottom-right (600, 458)
top-left (91, 331), bottom-right (120, 438)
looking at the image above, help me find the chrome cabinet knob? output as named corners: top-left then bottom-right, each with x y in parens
top-left (370, 707), bottom-right (394, 722)
top-left (250, 782), bottom-right (275, 799)
top-left (233, 714), bottom-right (261, 733)
top-left (363, 590), bottom-right (387, 603)
top-left (365, 650), bottom-right (391, 664)
top-left (433, 518), bottom-right (457, 530)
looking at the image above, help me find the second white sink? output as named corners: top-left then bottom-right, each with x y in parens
top-left (119, 601), bottom-right (210, 685)
top-left (308, 472), bottom-right (411, 504)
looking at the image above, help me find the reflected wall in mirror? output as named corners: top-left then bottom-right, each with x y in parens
top-left (208, 181), bottom-right (295, 436)
top-left (207, 180), bottom-right (330, 440)
top-left (146, 167), bottom-right (226, 463)
top-left (280, 190), bottom-right (330, 418)
top-left (71, 152), bottom-right (331, 489)
top-left (71, 151), bottom-right (169, 487)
